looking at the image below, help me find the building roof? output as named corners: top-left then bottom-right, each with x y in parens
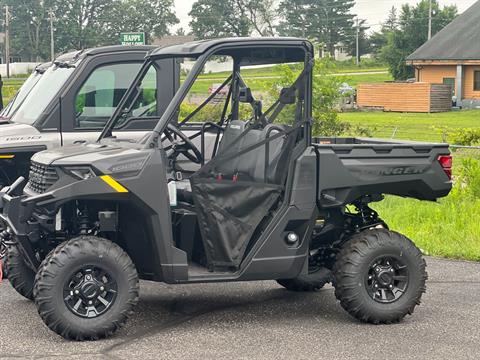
top-left (407, 0), bottom-right (480, 61)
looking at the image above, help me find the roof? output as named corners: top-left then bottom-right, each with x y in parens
top-left (148, 37), bottom-right (313, 59)
top-left (407, 1), bottom-right (480, 61)
top-left (55, 45), bottom-right (156, 63)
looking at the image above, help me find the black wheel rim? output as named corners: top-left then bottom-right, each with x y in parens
top-left (63, 266), bottom-right (118, 318)
top-left (366, 256), bottom-right (409, 304)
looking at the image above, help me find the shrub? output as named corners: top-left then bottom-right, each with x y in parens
top-left (449, 128), bottom-right (480, 146)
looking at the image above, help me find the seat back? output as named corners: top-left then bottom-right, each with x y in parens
top-left (215, 121), bottom-right (294, 184)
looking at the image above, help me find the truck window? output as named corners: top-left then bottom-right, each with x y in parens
top-left (75, 62), bottom-right (145, 129)
top-left (10, 65), bottom-right (75, 125)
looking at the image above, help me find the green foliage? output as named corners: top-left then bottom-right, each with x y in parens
top-left (189, 0), bottom-right (276, 38)
top-left (373, 158), bottom-right (480, 261)
top-left (380, 0), bottom-right (458, 80)
top-left (277, 0), bottom-right (355, 57)
top-left (270, 59), bottom-right (348, 136)
top-left (448, 128), bottom-right (480, 146)
top-left (0, 0), bottom-right (178, 61)
top-left (106, 0), bottom-right (178, 41)
top-left (457, 158), bottom-right (480, 198)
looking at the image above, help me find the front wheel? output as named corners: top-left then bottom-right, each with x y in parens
top-left (4, 245), bottom-right (36, 300)
top-left (34, 236), bottom-right (139, 340)
top-left (333, 229), bottom-right (427, 324)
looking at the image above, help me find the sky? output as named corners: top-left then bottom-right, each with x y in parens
top-left (172, 0), bottom-right (478, 32)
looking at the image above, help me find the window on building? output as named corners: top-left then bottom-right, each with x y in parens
top-left (474, 71), bottom-right (480, 91)
top-left (443, 78), bottom-right (455, 95)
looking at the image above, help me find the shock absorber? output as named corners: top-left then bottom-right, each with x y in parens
top-left (77, 206), bottom-right (90, 235)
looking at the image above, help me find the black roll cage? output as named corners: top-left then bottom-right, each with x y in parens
top-left (98, 40), bottom-right (314, 150)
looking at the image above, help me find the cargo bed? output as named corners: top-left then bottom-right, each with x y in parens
top-left (313, 137), bottom-right (452, 207)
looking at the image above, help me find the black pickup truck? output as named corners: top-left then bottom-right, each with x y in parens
top-left (0, 38), bottom-right (452, 340)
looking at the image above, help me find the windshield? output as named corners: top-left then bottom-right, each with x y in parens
top-left (0, 67), bottom-right (48, 119)
top-left (10, 64), bottom-right (76, 125)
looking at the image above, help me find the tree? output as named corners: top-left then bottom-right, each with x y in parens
top-left (1, 0), bottom-right (54, 61)
top-left (345, 19), bottom-right (370, 60)
top-left (106, 0), bottom-right (178, 43)
top-left (369, 6), bottom-right (397, 58)
top-left (277, 0), bottom-right (355, 58)
top-left (189, 0), bottom-right (277, 39)
top-left (381, 0), bottom-right (457, 80)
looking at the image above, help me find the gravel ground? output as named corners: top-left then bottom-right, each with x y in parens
top-left (0, 257), bottom-right (479, 360)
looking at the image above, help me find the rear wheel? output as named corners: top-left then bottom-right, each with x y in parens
top-left (34, 236), bottom-right (139, 340)
top-left (5, 245), bottom-right (36, 300)
top-left (333, 229), bottom-right (427, 324)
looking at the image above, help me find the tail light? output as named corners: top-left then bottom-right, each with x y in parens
top-left (438, 155), bottom-right (452, 180)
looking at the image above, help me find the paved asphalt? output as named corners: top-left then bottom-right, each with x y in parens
top-left (0, 257), bottom-right (478, 360)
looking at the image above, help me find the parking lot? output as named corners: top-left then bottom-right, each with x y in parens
top-left (0, 257), bottom-right (478, 360)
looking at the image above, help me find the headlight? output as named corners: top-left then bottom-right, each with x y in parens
top-left (63, 166), bottom-right (97, 180)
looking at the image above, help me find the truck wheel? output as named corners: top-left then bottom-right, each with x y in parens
top-left (277, 266), bottom-right (331, 292)
top-left (33, 236), bottom-right (139, 340)
top-left (333, 229), bottom-right (427, 324)
top-left (5, 245), bottom-right (36, 300)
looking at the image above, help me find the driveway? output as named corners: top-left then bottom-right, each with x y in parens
top-left (0, 257), bottom-right (479, 360)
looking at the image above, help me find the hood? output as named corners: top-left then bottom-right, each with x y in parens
top-left (32, 142), bottom-right (147, 168)
top-left (0, 122), bottom-right (48, 149)
top-left (0, 122), bottom-right (39, 137)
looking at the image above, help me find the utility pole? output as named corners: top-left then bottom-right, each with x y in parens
top-left (49, 9), bottom-right (55, 61)
top-left (428, 0), bottom-right (432, 40)
top-left (5, 5), bottom-right (10, 78)
top-left (356, 17), bottom-right (360, 66)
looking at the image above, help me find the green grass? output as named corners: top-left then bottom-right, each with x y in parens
top-left (340, 109), bottom-right (480, 142)
top-left (372, 192), bottom-right (480, 262)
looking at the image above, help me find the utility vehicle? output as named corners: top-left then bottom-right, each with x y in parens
top-left (0, 45), bottom-right (179, 273)
top-left (0, 38), bottom-right (452, 340)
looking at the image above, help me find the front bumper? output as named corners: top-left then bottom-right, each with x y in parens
top-left (0, 175), bottom-right (132, 270)
top-left (0, 191), bottom-right (39, 269)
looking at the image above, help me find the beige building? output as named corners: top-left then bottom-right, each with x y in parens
top-left (407, 1), bottom-right (480, 108)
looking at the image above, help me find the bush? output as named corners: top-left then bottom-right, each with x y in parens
top-left (448, 128), bottom-right (480, 146)
top-left (457, 158), bottom-right (480, 198)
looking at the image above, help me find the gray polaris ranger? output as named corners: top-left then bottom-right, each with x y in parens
top-left (0, 38), bottom-right (452, 340)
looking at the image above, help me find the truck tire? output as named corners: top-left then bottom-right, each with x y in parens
top-left (34, 236), bottom-right (139, 340)
top-left (5, 245), bottom-right (36, 300)
top-left (333, 229), bottom-right (427, 324)
top-left (277, 267), bottom-right (331, 292)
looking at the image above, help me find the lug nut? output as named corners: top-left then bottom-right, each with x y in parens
top-left (86, 275), bottom-right (92, 281)
top-left (100, 286), bottom-right (105, 291)
top-left (88, 301), bottom-right (93, 305)
top-left (74, 290), bottom-right (79, 295)
top-left (376, 267), bottom-right (380, 272)
top-left (374, 284), bottom-right (378, 288)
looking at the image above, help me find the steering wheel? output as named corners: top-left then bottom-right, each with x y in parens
top-left (163, 124), bottom-right (204, 164)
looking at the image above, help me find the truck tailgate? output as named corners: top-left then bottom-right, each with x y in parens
top-left (313, 138), bottom-right (452, 207)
